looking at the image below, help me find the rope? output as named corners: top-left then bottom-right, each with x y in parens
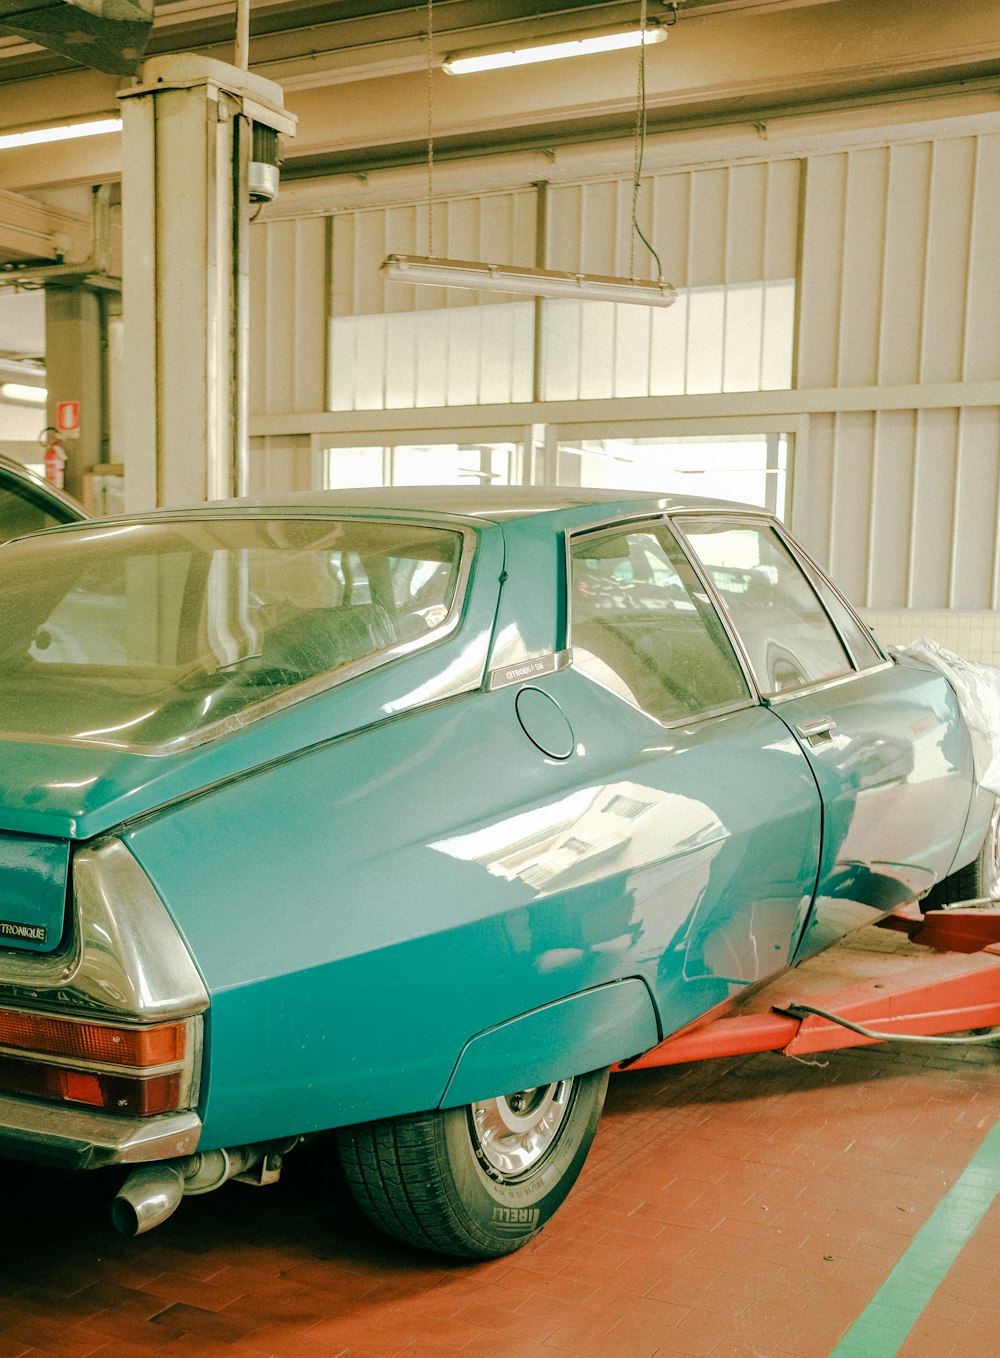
top-left (630, 0), bottom-right (664, 282)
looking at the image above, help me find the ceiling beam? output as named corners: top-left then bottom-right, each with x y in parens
top-left (0, 185), bottom-right (88, 262)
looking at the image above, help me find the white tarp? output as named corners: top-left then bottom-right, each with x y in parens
top-left (892, 637), bottom-right (1000, 795)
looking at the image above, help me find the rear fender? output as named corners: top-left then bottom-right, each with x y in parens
top-left (440, 978), bottom-right (659, 1108)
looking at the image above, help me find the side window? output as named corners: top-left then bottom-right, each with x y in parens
top-left (799, 558), bottom-right (884, 670)
top-left (679, 518), bottom-right (853, 695)
top-left (570, 524), bottom-right (751, 723)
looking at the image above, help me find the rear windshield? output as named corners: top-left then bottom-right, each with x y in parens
top-left (0, 516), bottom-right (467, 752)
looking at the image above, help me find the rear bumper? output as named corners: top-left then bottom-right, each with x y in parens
top-left (0, 1094), bottom-right (201, 1170)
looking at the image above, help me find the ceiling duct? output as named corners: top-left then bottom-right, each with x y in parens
top-left (0, 0), bottom-right (153, 75)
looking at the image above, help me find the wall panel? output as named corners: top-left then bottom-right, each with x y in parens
top-left (826, 411), bottom-right (875, 601)
top-left (791, 129), bottom-right (1000, 612)
top-left (920, 138), bottom-right (976, 384)
top-left (796, 154), bottom-right (847, 388)
top-left (789, 412), bottom-right (835, 567)
top-left (249, 217), bottom-right (326, 417)
top-left (949, 406), bottom-right (1000, 609)
top-left (792, 403), bottom-right (1000, 612)
top-left (963, 134), bottom-right (1000, 383)
top-left (868, 410), bottom-right (917, 609)
top-left (837, 149), bottom-right (888, 388)
top-left (908, 407), bottom-right (960, 608)
top-left (248, 435), bottom-right (313, 494)
top-left (249, 116), bottom-right (1000, 624)
top-left (878, 141), bottom-right (931, 387)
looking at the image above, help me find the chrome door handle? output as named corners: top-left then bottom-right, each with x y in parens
top-left (795, 716), bottom-right (836, 745)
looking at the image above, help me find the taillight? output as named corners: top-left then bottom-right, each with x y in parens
top-left (0, 1009), bottom-right (198, 1117)
top-left (0, 1054), bottom-right (182, 1115)
top-left (0, 1009), bottom-right (186, 1065)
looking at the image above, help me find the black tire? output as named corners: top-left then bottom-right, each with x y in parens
top-left (336, 1068), bottom-right (609, 1259)
top-left (924, 799), bottom-right (1000, 909)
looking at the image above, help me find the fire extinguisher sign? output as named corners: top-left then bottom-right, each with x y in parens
top-left (55, 400), bottom-right (80, 436)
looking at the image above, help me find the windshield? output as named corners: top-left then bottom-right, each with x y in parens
top-left (0, 516), bottom-right (467, 753)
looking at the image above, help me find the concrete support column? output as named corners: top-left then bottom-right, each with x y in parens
top-left (44, 284), bottom-right (106, 501)
top-left (118, 54), bottom-right (293, 510)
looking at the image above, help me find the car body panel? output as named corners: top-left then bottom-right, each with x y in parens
top-left (0, 831), bottom-right (71, 952)
top-left (441, 979), bottom-right (660, 1107)
top-left (0, 520), bottom-right (505, 841)
top-left (771, 661), bottom-right (978, 962)
top-left (0, 486), bottom-right (990, 1186)
top-left (121, 659), bottom-right (822, 1148)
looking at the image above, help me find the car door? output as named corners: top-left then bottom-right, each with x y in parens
top-left (675, 514), bottom-right (977, 961)
top-left (562, 517), bottom-right (824, 1033)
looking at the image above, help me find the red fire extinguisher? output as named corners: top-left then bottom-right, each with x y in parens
top-left (42, 430), bottom-right (67, 490)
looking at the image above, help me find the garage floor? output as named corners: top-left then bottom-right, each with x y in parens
top-left (3, 1027), bottom-right (1000, 1358)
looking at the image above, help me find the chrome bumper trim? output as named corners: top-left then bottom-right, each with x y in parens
top-left (0, 1094), bottom-right (202, 1170)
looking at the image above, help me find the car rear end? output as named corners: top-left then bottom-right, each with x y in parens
top-left (0, 835), bottom-right (207, 1171)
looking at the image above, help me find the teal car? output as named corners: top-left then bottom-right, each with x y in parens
top-left (0, 487), bottom-right (992, 1258)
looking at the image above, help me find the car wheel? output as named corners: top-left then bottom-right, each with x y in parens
top-left (924, 798), bottom-right (1000, 909)
top-left (337, 1068), bottom-right (609, 1258)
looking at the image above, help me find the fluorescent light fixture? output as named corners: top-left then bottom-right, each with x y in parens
top-left (0, 383), bottom-right (47, 405)
top-left (383, 254), bottom-right (677, 307)
top-left (443, 23), bottom-right (666, 74)
top-left (0, 118), bottom-right (123, 152)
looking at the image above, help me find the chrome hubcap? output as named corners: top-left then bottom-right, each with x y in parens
top-left (470, 1080), bottom-right (573, 1179)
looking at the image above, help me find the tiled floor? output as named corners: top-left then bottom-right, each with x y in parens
top-left (3, 1035), bottom-right (1000, 1358)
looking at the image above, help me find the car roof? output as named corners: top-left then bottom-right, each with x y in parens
top-left (205, 485), bottom-right (757, 523)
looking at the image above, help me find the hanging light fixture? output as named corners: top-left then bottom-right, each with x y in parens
top-left (381, 1), bottom-right (674, 308)
top-left (443, 23), bottom-right (667, 75)
top-left (382, 254), bottom-right (676, 307)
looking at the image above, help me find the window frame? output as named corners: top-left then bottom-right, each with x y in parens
top-left (565, 514), bottom-right (757, 729)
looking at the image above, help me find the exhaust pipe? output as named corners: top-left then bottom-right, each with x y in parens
top-left (111, 1163), bottom-right (186, 1236)
top-left (112, 1145), bottom-right (273, 1236)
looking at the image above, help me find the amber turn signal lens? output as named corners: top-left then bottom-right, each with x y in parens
top-left (0, 1008), bottom-right (186, 1066)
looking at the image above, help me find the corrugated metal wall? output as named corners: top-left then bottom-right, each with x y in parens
top-left (791, 132), bottom-right (1000, 610)
top-left (545, 160), bottom-right (800, 287)
top-left (249, 121), bottom-right (1000, 614)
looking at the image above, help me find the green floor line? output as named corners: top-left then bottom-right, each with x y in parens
top-left (829, 1112), bottom-right (1000, 1357)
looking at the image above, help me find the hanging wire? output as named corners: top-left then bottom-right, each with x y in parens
top-left (426, 0), bottom-right (435, 257)
top-left (630, 0), bottom-right (664, 281)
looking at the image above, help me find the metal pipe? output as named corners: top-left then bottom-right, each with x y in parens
top-left (235, 0), bottom-right (250, 71)
top-left (111, 1144), bottom-right (266, 1236)
top-left (111, 1162), bottom-right (186, 1236)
